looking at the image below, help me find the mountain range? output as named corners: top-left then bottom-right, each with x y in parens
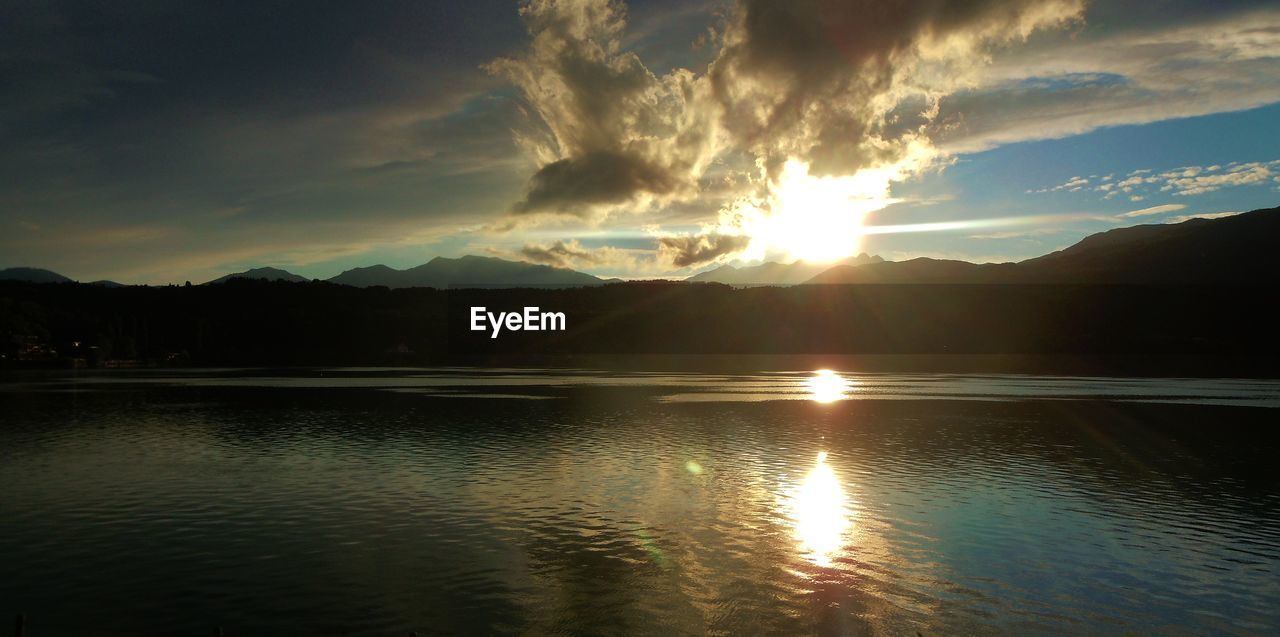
top-left (2, 257), bottom-right (603, 289)
top-left (4, 206), bottom-right (1276, 288)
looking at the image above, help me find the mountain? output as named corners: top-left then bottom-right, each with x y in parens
top-left (0, 267), bottom-right (125, 286)
top-left (0, 267), bottom-right (73, 284)
top-left (689, 253), bottom-right (883, 286)
top-left (326, 264), bottom-right (399, 288)
top-left (328, 255), bottom-right (604, 289)
top-left (208, 267), bottom-right (311, 284)
top-left (807, 206), bottom-right (1280, 284)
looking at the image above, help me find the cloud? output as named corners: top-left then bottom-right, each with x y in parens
top-left (514, 214), bottom-right (766, 275)
top-left (493, 0), bottom-right (1084, 223)
top-left (1028, 175), bottom-right (1088, 193)
top-left (488, 0), bottom-right (721, 218)
top-left (656, 232), bottom-right (751, 268)
top-left (1036, 160), bottom-right (1280, 200)
top-left (1121, 203), bottom-right (1186, 217)
top-left (516, 238), bottom-right (651, 271)
top-left (495, 0), bottom-right (1280, 267)
top-left (707, 0), bottom-right (1085, 178)
top-left (934, 7), bottom-right (1280, 153)
top-left (514, 230), bottom-right (753, 273)
top-left (1158, 161), bottom-right (1279, 196)
top-left (512, 150), bottom-right (682, 214)
top-left (519, 239), bottom-right (602, 268)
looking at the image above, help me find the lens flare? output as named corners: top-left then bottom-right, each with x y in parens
top-left (791, 451), bottom-right (850, 567)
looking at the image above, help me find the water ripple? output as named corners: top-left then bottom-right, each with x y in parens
top-left (1, 369), bottom-right (1277, 635)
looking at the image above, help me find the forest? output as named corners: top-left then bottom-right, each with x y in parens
top-left (2, 279), bottom-right (1277, 375)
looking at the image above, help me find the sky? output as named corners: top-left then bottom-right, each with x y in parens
top-left (2, 0), bottom-right (1279, 284)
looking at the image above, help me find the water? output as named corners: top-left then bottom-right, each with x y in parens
top-left (2, 368), bottom-right (1279, 635)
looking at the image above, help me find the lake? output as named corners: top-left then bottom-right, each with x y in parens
top-left (2, 368), bottom-right (1279, 635)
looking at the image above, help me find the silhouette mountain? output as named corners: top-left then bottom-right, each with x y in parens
top-left (807, 206), bottom-right (1278, 284)
top-left (0, 267), bottom-right (127, 286)
top-left (689, 253), bottom-right (883, 285)
top-left (327, 255), bottom-right (603, 289)
top-left (8, 206), bottom-right (1276, 289)
top-left (0, 267), bottom-right (74, 284)
top-left (326, 264), bottom-right (399, 287)
top-left (1016, 207), bottom-right (1276, 282)
top-left (209, 267), bottom-right (311, 284)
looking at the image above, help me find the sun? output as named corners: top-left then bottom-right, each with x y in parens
top-left (740, 159), bottom-right (898, 263)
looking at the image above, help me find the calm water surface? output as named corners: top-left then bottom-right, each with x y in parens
top-left (2, 368), bottom-right (1279, 635)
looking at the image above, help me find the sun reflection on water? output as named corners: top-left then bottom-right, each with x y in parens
top-left (806, 369), bottom-right (852, 403)
top-left (791, 451), bottom-right (851, 567)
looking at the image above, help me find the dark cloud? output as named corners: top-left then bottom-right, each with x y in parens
top-left (728, 0), bottom-right (1073, 75)
top-left (657, 233), bottom-right (750, 267)
top-left (0, 1), bottom-right (523, 118)
top-left (0, 0), bottom-right (526, 179)
top-left (708, 0), bottom-right (1086, 176)
top-left (514, 238), bottom-right (649, 273)
top-left (513, 150), bottom-right (681, 213)
top-left (519, 239), bottom-right (604, 267)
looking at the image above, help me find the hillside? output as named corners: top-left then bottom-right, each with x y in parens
top-left (208, 267), bottom-right (311, 284)
top-left (0, 267), bottom-right (74, 284)
top-left (1017, 206), bottom-right (1279, 283)
top-left (808, 206), bottom-right (1279, 284)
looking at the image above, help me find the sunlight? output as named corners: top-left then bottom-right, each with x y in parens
top-left (806, 369), bottom-right (851, 403)
top-left (791, 451), bottom-right (850, 567)
top-left (741, 160), bottom-right (895, 263)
